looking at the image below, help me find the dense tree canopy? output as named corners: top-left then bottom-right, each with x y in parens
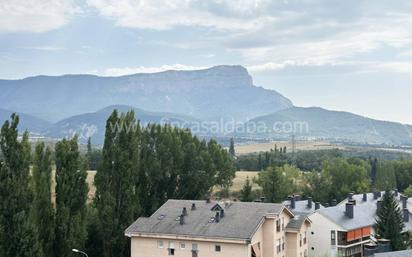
top-left (375, 190), bottom-right (406, 251)
top-left (0, 114), bottom-right (40, 257)
top-left (54, 136), bottom-right (88, 257)
top-left (32, 142), bottom-right (54, 257)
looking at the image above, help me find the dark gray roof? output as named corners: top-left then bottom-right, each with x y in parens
top-left (338, 191), bottom-right (406, 206)
top-left (125, 200), bottom-right (287, 240)
top-left (318, 200), bottom-right (412, 231)
top-left (283, 199), bottom-right (323, 214)
top-left (374, 250), bottom-right (412, 257)
top-left (286, 212), bottom-right (309, 230)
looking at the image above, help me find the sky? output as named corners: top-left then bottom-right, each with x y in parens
top-left (1, 0), bottom-right (412, 124)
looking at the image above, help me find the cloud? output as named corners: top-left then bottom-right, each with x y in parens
top-left (0, 0), bottom-right (79, 33)
top-left (87, 0), bottom-right (412, 75)
top-left (87, 0), bottom-right (275, 31)
top-left (90, 64), bottom-right (208, 76)
top-left (22, 45), bottom-right (66, 51)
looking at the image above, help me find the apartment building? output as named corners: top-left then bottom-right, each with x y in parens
top-left (125, 199), bottom-right (311, 257)
top-left (308, 191), bottom-right (412, 257)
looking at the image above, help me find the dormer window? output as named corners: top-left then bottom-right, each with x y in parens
top-left (211, 203), bottom-right (223, 212)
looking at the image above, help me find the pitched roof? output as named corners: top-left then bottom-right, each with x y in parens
top-left (374, 250), bottom-right (412, 257)
top-left (125, 200), bottom-right (289, 240)
top-left (317, 198), bottom-right (412, 231)
top-left (286, 212), bottom-right (311, 231)
top-left (283, 199), bottom-right (324, 215)
top-left (338, 191), bottom-right (406, 206)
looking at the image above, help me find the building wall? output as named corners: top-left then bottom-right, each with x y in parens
top-left (307, 212), bottom-right (343, 257)
top-left (286, 232), bottom-right (298, 257)
top-left (286, 223), bottom-right (310, 257)
top-left (130, 236), bottom-right (249, 257)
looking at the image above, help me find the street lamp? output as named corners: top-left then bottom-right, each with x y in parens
top-left (72, 249), bottom-right (89, 257)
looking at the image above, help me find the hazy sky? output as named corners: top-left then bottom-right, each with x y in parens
top-left (1, 0), bottom-right (412, 123)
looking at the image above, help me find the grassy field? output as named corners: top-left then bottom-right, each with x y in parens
top-left (51, 170), bottom-right (259, 202)
top-left (235, 140), bottom-right (342, 155)
top-left (51, 170), bottom-right (96, 202)
top-left (230, 171), bottom-right (260, 191)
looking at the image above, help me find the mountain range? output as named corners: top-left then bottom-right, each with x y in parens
top-left (0, 65), bottom-right (411, 146)
top-left (0, 65), bottom-right (291, 122)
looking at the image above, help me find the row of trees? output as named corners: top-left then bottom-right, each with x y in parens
top-left (0, 111), bottom-right (235, 257)
top-left (94, 110), bottom-right (234, 257)
top-left (0, 114), bottom-right (88, 257)
top-left (237, 148), bottom-right (412, 205)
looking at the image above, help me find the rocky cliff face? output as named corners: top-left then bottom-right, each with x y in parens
top-left (0, 65), bottom-right (293, 122)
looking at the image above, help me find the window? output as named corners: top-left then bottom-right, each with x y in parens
top-left (192, 244), bottom-right (198, 257)
top-left (303, 231), bottom-right (307, 244)
top-left (282, 236), bottom-right (285, 250)
top-left (215, 245), bottom-right (221, 252)
top-left (276, 219), bottom-right (281, 232)
top-left (299, 233), bottom-right (302, 246)
top-left (304, 249), bottom-right (308, 257)
top-left (180, 242), bottom-right (186, 249)
top-left (331, 231), bottom-right (336, 246)
top-left (282, 217), bottom-right (285, 230)
top-left (168, 242), bottom-right (175, 256)
top-left (158, 240), bottom-right (164, 249)
top-left (276, 239), bottom-right (281, 253)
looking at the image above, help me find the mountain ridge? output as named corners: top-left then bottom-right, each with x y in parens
top-left (245, 107), bottom-right (412, 145)
top-left (0, 65), bottom-right (292, 122)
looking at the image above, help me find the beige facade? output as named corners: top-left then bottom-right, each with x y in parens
top-left (131, 236), bottom-right (248, 257)
top-left (286, 222), bottom-right (310, 257)
top-left (128, 209), bottom-right (310, 257)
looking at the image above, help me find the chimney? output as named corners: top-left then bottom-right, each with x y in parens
top-left (377, 200), bottom-right (383, 214)
top-left (363, 193), bottom-right (367, 202)
top-left (373, 191), bottom-right (378, 200)
top-left (179, 214), bottom-right (184, 225)
top-left (191, 203), bottom-right (196, 211)
top-left (215, 212), bottom-right (220, 223)
top-left (331, 199), bottom-right (337, 207)
top-left (349, 199), bottom-right (357, 206)
top-left (403, 209), bottom-right (409, 222)
top-left (182, 207), bottom-right (188, 216)
top-left (315, 202), bottom-right (321, 210)
top-left (307, 197), bottom-right (313, 209)
top-left (401, 195), bottom-right (407, 209)
top-left (348, 192), bottom-right (354, 200)
top-left (220, 209), bottom-right (225, 218)
top-left (261, 197), bottom-right (265, 203)
top-left (345, 203), bottom-right (354, 219)
top-left (291, 196), bottom-right (296, 209)
top-left (377, 191), bottom-right (382, 198)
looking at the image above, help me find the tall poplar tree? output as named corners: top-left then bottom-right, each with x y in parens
top-left (94, 110), bottom-right (140, 257)
top-left (0, 114), bottom-right (40, 257)
top-left (54, 136), bottom-right (88, 257)
top-left (32, 142), bottom-right (54, 257)
top-left (229, 138), bottom-right (235, 157)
